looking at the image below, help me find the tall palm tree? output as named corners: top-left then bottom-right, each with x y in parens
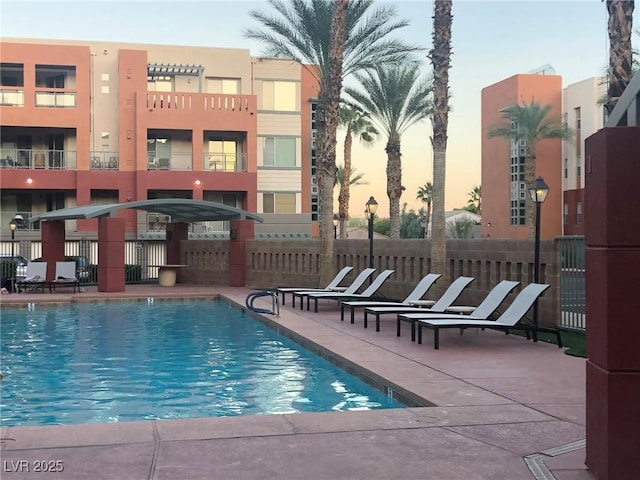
top-left (345, 64), bottom-right (432, 238)
top-left (245, 0), bottom-right (419, 284)
top-left (489, 99), bottom-right (573, 238)
top-left (338, 104), bottom-right (378, 238)
top-left (335, 164), bottom-right (368, 188)
top-left (605, 0), bottom-right (635, 115)
top-left (467, 185), bottom-right (481, 214)
top-left (429, 0), bottom-right (453, 277)
top-left (416, 182), bottom-right (433, 238)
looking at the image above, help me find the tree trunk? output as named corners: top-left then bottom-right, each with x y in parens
top-left (317, 0), bottom-right (347, 285)
top-left (386, 134), bottom-right (403, 239)
top-left (429, 0), bottom-right (452, 277)
top-left (525, 150), bottom-right (537, 240)
top-left (605, 0), bottom-right (635, 115)
top-left (338, 129), bottom-right (352, 239)
top-left (425, 201), bottom-right (431, 239)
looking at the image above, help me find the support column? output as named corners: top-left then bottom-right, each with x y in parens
top-left (228, 219), bottom-right (254, 287)
top-left (97, 217), bottom-right (125, 292)
top-left (41, 221), bottom-right (66, 281)
top-left (166, 222), bottom-right (188, 266)
top-left (584, 127), bottom-right (640, 480)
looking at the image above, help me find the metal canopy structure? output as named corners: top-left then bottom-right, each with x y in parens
top-left (606, 70), bottom-right (640, 127)
top-left (29, 199), bottom-right (264, 224)
top-left (147, 63), bottom-right (204, 76)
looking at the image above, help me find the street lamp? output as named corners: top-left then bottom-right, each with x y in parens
top-left (333, 214), bottom-right (339, 239)
top-left (528, 176), bottom-right (549, 328)
top-left (365, 196), bottom-right (378, 270)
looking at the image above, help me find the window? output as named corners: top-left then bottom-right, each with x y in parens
top-left (261, 137), bottom-right (296, 167)
top-left (576, 202), bottom-right (583, 224)
top-left (263, 193), bottom-right (296, 214)
top-left (564, 158), bottom-right (568, 179)
top-left (101, 85), bottom-right (109, 94)
top-left (575, 107), bottom-right (581, 156)
top-left (206, 77), bottom-right (239, 94)
top-left (1, 63), bottom-right (23, 87)
top-left (509, 145), bottom-right (526, 226)
top-left (564, 203), bottom-right (569, 225)
top-left (207, 139), bottom-right (238, 171)
top-left (101, 73), bottom-right (110, 81)
top-left (147, 76), bottom-right (173, 92)
top-left (261, 80), bottom-right (297, 111)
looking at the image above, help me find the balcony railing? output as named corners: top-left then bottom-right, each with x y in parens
top-left (0, 149), bottom-right (76, 170)
top-left (147, 152), bottom-right (193, 171)
top-left (145, 213), bottom-right (229, 233)
top-left (0, 89), bottom-right (24, 106)
top-left (91, 152), bottom-right (119, 170)
top-left (35, 89), bottom-right (76, 108)
top-left (204, 153), bottom-right (248, 172)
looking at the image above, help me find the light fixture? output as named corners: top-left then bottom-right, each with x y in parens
top-left (194, 179), bottom-right (201, 186)
top-left (528, 177), bottom-right (549, 204)
top-left (365, 196), bottom-right (377, 272)
top-left (333, 214), bottom-right (339, 239)
top-left (365, 196), bottom-right (378, 216)
top-left (26, 178), bottom-right (33, 184)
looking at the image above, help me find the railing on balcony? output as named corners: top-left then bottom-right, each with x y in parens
top-left (147, 152), bottom-right (193, 171)
top-left (0, 149), bottom-right (76, 170)
top-left (91, 152), bottom-right (119, 170)
top-left (145, 213), bottom-right (229, 233)
top-left (146, 92), bottom-right (252, 113)
top-left (0, 211), bottom-right (40, 231)
top-left (204, 153), bottom-right (248, 172)
top-left (0, 89), bottom-right (24, 106)
top-left (35, 89), bottom-right (76, 108)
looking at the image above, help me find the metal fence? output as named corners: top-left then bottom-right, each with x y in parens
top-left (0, 239), bottom-right (167, 284)
top-left (557, 236), bottom-right (586, 331)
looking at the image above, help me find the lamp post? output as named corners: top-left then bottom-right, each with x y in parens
top-left (528, 177), bottom-right (549, 328)
top-left (333, 214), bottom-right (339, 239)
top-left (365, 196), bottom-right (378, 270)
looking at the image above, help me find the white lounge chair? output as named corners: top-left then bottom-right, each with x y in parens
top-left (16, 262), bottom-right (49, 293)
top-left (363, 276), bottom-right (476, 337)
top-left (276, 266), bottom-right (354, 307)
top-left (412, 283), bottom-right (558, 349)
top-left (339, 273), bottom-right (442, 324)
top-left (51, 261), bottom-right (80, 292)
top-left (306, 269), bottom-right (396, 312)
top-left (293, 268), bottom-right (376, 310)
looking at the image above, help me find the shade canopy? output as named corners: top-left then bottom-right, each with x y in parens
top-left (29, 199), bottom-right (264, 224)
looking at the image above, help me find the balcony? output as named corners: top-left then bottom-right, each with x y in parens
top-left (145, 213), bottom-right (229, 233)
top-left (0, 88), bottom-right (24, 107)
top-left (204, 153), bottom-right (248, 172)
top-left (90, 152), bottom-right (119, 170)
top-left (35, 89), bottom-right (76, 108)
top-left (147, 152), bottom-right (192, 171)
top-left (0, 149), bottom-right (76, 170)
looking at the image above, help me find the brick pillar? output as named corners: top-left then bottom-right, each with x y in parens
top-left (584, 127), bottom-right (640, 480)
top-left (97, 217), bottom-right (125, 292)
top-left (41, 221), bottom-right (65, 281)
top-left (228, 219), bottom-right (254, 287)
top-left (166, 222), bottom-right (189, 265)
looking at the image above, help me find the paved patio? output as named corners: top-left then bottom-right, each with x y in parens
top-left (0, 284), bottom-right (591, 479)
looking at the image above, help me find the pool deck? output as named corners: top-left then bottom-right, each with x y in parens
top-left (0, 284), bottom-right (591, 480)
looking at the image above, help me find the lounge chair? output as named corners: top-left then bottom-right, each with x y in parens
top-left (51, 262), bottom-right (80, 292)
top-left (305, 269), bottom-right (396, 312)
top-left (413, 283), bottom-right (559, 349)
top-left (363, 276), bottom-right (476, 338)
top-left (276, 266), bottom-right (354, 306)
top-left (293, 268), bottom-right (376, 310)
top-left (339, 273), bottom-right (442, 324)
top-left (16, 262), bottom-right (49, 293)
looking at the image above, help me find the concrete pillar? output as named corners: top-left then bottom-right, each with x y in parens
top-left (166, 222), bottom-right (188, 266)
top-left (228, 219), bottom-right (254, 286)
top-left (41, 221), bottom-right (66, 281)
top-left (584, 127), bottom-right (640, 480)
top-left (97, 217), bottom-right (125, 292)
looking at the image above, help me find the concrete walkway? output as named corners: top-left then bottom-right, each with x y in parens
top-left (0, 285), bottom-right (591, 479)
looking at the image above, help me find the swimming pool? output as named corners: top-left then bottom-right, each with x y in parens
top-left (0, 299), bottom-right (404, 426)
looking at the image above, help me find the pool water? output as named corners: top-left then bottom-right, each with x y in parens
top-left (0, 299), bottom-right (404, 426)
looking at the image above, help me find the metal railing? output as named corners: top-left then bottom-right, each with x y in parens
top-left (204, 153), bottom-right (248, 172)
top-left (35, 90), bottom-right (76, 108)
top-left (90, 152), bottom-right (119, 170)
top-left (147, 152), bottom-right (193, 171)
top-left (0, 88), bottom-right (24, 106)
top-left (0, 149), bottom-right (76, 170)
top-left (558, 236), bottom-right (586, 331)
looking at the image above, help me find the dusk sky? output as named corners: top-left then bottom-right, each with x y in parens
top-left (2, 1), bottom-right (636, 216)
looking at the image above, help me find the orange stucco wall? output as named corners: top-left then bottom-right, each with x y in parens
top-left (481, 74), bottom-right (563, 240)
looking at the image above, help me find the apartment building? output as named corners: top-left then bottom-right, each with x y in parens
top-left (0, 39), bottom-right (319, 240)
top-left (562, 77), bottom-right (606, 235)
top-left (481, 72), bottom-right (564, 240)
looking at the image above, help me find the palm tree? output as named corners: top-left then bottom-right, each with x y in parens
top-left (429, 0), bottom-right (453, 277)
top-left (416, 182), bottom-right (433, 238)
top-left (467, 185), bottom-right (481, 215)
top-left (605, 0), bottom-right (635, 115)
top-left (489, 99), bottom-right (573, 238)
top-left (345, 64), bottom-right (432, 238)
top-left (335, 164), bottom-right (368, 189)
top-left (337, 104), bottom-right (378, 238)
top-left (245, 0), bottom-right (419, 284)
